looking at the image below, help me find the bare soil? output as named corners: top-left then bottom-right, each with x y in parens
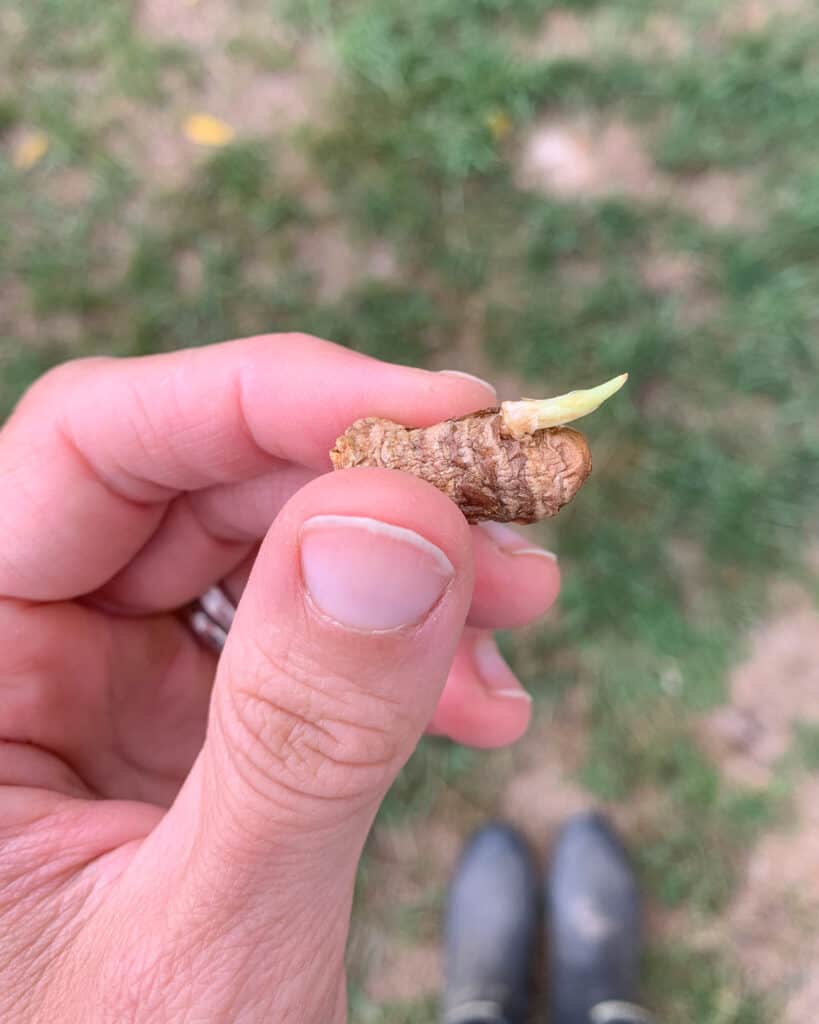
top-left (128, 0), bottom-right (335, 188)
top-left (700, 587), bottom-right (819, 788)
top-left (720, 0), bottom-right (811, 33)
top-left (516, 116), bottom-right (663, 201)
top-left (516, 114), bottom-right (754, 231)
top-left (355, 694), bottom-right (593, 1005)
top-left (725, 778), bottom-right (819, 1021)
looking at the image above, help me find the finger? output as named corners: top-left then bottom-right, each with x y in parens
top-left (233, 557), bottom-right (539, 750)
top-left (0, 597), bottom-right (212, 804)
top-left (115, 469), bottom-right (475, 1019)
top-left (221, 545), bottom-right (541, 751)
top-left (215, 506), bottom-right (562, 631)
top-left (222, 547), bottom-right (260, 603)
top-left (220, 540), bottom-right (539, 750)
top-left (102, 498), bottom-right (561, 623)
top-left (469, 522), bottom-right (560, 628)
top-left (96, 466), bottom-right (316, 611)
top-left (0, 336), bottom-right (495, 601)
top-left (426, 628), bottom-right (532, 747)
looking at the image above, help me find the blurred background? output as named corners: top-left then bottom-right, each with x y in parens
top-left (2, 1), bottom-right (819, 1020)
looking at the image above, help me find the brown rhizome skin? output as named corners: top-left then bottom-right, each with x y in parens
top-left (330, 409), bottom-right (591, 524)
top-left (331, 377), bottom-right (627, 523)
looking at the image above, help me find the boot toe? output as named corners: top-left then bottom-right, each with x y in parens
top-left (443, 823), bottom-right (538, 1024)
top-left (548, 812), bottom-right (642, 1024)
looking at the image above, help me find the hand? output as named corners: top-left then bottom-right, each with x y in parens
top-left (0, 335), bottom-right (560, 1022)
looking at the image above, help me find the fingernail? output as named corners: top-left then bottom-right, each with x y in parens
top-left (438, 369), bottom-right (498, 401)
top-left (473, 633), bottom-right (531, 702)
top-left (479, 521), bottom-right (557, 561)
top-left (300, 515), bottom-right (454, 631)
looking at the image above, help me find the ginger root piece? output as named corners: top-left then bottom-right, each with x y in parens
top-left (330, 375), bottom-right (627, 524)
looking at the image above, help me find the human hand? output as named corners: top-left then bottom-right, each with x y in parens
top-left (0, 335), bottom-right (560, 1022)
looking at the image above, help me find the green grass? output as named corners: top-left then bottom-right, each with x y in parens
top-left (794, 723), bottom-right (819, 773)
top-left (349, 990), bottom-right (438, 1024)
top-left (377, 739), bottom-right (482, 824)
top-left (651, 27), bottom-right (819, 172)
top-left (645, 944), bottom-right (773, 1024)
top-left (226, 35), bottom-right (297, 72)
top-left (349, 937), bottom-right (774, 1024)
top-left (4, 0), bottom-right (819, 1019)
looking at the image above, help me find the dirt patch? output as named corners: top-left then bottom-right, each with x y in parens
top-left (500, 689), bottom-right (593, 852)
top-left (641, 252), bottom-right (702, 294)
top-left (521, 9), bottom-right (689, 62)
top-left (117, 2), bottom-right (335, 191)
top-left (295, 225), bottom-right (399, 302)
top-left (138, 0), bottom-right (243, 46)
top-left (640, 250), bottom-right (720, 326)
top-left (725, 777), bottom-right (819, 1019)
top-left (784, 969), bottom-right (819, 1024)
top-left (700, 589), bottom-right (819, 787)
top-left (634, 14), bottom-right (691, 58)
top-left (136, 0), bottom-right (331, 134)
top-left (502, 757), bottom-right (593, 846)
top-left (0, 274), bottom-right (88, 348)
top-left (517, 115), bottom-right (754, 230)
top-left (425, 294), bottom-right (530, 402)
top-left (674, 170), bottom-right (754, 230)
top-left (517, 116), bottom-right (663, 201)
top-left (42, 166), bottom-right (96, 208)
top-left (352, 816), bottom-right (466, 1005)
top-left (651, 774), bottom-right (819, 1018)
top-left (364, 943), bottom-right (441, 1005)
top-left (719, 0), bottom-right (811, 33)
top-left (527, 10), bottom-right (595, 60)
top-left (0, 281), bottom-right (37, 342)
top-left (353, 694), bottom-right (594, 1005)
top-left (806, 536), bottom-right (819, 576)
top-left (369, 819), bottom-right (465, 889)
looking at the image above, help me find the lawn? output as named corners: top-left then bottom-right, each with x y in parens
top-left (3, 1), bottom-right (819, 1020)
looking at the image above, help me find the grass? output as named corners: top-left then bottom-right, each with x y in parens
top-left (3, 0), bottom-right (819, 1020)
top-left (794, 723), bottom-right (819, 773)
top-left (349, 991), bottom-right (438, 1024)
top-left (348, 939), bottom-right (772, 1024)
top-left (645, 945), bottom-right (772, 1024)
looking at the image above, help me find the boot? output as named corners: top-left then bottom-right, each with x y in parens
top-left (442, 822), bottom-right (539, 1024)
top-left (547, 811), bottom-right (654, 1024)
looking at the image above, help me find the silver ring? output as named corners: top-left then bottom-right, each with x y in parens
top-left (185, 584), bottom-right (237, 653)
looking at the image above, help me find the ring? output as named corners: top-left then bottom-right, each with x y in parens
top-left (185, 584), bottom-right (237, 653)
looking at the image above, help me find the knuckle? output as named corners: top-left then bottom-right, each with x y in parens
top-left (14, 357), bottom-right (111, 414)
top-left (223, 632), bottom-right (404, 806)
top-left (253, 330), bottom-right (325, 350)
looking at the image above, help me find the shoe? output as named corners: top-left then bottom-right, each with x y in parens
top-left (547, 811), bottom-right (653, 1024)
top-left (442, 822), bottom-right (539, 1024)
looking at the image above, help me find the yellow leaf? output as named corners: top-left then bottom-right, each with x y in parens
top-left (486, 109), bottom-right (513, 142)
top-left (184, 114), bottom-right (235, 147)
top-left (13, 130), bottom-right (49, 170)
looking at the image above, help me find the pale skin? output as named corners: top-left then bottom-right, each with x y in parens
top-left (0, 334), bottom-right (563, 1023)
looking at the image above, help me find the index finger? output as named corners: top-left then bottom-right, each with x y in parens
top-left (0, 334), bottom-right (496, 600)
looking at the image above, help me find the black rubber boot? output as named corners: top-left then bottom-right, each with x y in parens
top-left (442, 822), bottom-right (539, 1024)
top-left (547, 812), bottom-right (654, 1024)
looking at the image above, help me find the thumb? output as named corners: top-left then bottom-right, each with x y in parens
top-left (119, 468), bottom-right (474, 1021)
top-left (207, 466), bottom-right (474, 832)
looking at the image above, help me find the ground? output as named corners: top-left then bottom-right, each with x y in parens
top-left (2, 1), bottom-right (819, 1021)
